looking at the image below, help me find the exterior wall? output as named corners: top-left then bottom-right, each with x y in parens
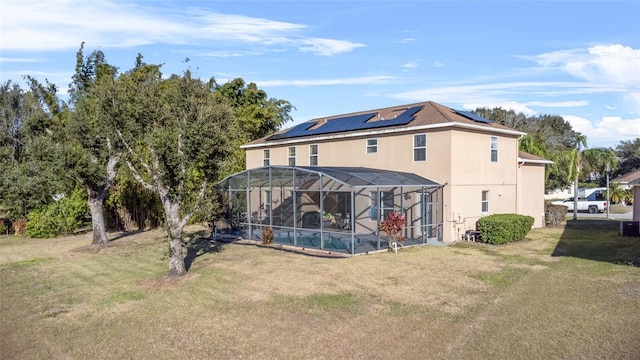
top-left (444, 129), bottom-right (520, 241)
top-left (245, 127), bottom-right (540, 242)
top-left (517, 162), bottom-right (547, 228)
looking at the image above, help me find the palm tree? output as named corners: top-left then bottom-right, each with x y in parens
top-left (519, 134), bottom-right (547, 158)
top-left (582, 147), bottom-right (618, 216)
top-left (609, 183), bottom-right (626, 205)
top-left (582, 147), bottom-right (618, 183)
top-left (568, 133), bottom-right (588, 220)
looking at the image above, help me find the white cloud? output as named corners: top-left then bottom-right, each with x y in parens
top-left (563, 114), bottom-right (640, 148)
top-left (462, 100), bottom-right (589, 116)
top-left (396, 38), bottom-right (416, 44)
top-left (432, 61), bottom-right (445, 68)
top-left (200, 50), bottom-right (265, 58)
top-left (527, 44), bottom-right (640, 110)
top-left (523, 100), bottom-right (589, 108)
top-left (196, 13), bottom-right (305, 44)
top-left (298, 38), bottom-right (366, 56)
top-left (257, 75), bottom-right (396, 87)
top-left (463, 102), bottom-right (537, 116)
top-left (0, 0), bottom-right (364, 56)
top-left (402, 60), bottom-right (420, 70)
top-left (532, 45), bottom-right (640, 84)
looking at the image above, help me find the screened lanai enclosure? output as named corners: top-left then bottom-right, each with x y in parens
top-left (215, 166), bottom-right (444, 255)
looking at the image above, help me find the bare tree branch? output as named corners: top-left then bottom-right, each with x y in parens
top-left (125, 159), bottom-right (154, 191)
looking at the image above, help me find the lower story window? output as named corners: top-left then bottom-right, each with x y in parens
top-left (482, 190), bottom-right (489, 212)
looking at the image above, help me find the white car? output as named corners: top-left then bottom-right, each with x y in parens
top-left (551, 198), bottom-right (607, 214)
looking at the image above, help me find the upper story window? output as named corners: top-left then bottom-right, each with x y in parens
top-left (414, 134), bottom-right (426, 162)
top-left (309, 144), bottom-right (318, 166)
top-left (288, 146), bottom-right (296, 166)
top-left (482, 190), bottom-right (489, 213)
top-left (490, 136), bottom-right (498, 163)
top-left (366, 138), bottom-right (378, 154)
top-left (263, 149), bottom-right (270, 166)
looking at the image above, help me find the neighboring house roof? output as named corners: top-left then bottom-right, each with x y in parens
top-left (242, 101), bottom-right (526, 148)
top-left (518, 151), bottom-right (553, 164)
top-left (612, 169), bottom-right (640, 185)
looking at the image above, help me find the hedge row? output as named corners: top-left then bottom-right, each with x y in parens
top-left (476, 214), bottom-right (534, 245)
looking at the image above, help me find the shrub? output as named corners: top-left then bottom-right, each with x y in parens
top-left (0, 219), bottom-right (6, 235)
top-left (379, 212), bottom-right (405, 250)
top-left (26, 188), bottom-right (90, 238)
top-left (261, 226), bottom-right (274, 245)
top-left (477, 214), bottom-right (534, 245)
top-left (546, 203), bottom-right (568, 227)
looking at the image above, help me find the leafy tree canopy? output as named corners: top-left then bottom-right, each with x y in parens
top-left (615, 138), bottom-right (640, 177)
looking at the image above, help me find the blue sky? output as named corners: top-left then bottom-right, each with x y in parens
top-left (2, 1), bottom-right (639, 149)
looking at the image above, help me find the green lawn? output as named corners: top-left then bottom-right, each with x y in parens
top-left (1, 221), bottom-right (639, 359)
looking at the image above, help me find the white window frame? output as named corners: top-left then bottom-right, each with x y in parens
top-left (263, 149), bottom-right (270, 166)
top-left (366, 138), bottom-right (378, 154)
top-left (490, 136), bottom-right (498, 163)
top-left (413, 134), bottom-right (427, 162)
top-left (309, 144), bottom-right (318, 166)
top-left (482, 190), bottom-right (489, 213)
top-left (288, 146), bottom-right (296, 166)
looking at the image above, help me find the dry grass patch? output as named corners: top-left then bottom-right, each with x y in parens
top-left (206, 244), bottom-right (500, 314)
top-left (1, 221), bottom-right (639, 359)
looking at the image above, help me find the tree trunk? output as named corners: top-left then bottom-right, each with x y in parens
top-left (167, 232), bottom-right (187, 277)
top-left (88, 153), bottom-right (120, 246)
top-left (162, 196), bottom-right (189, 277)
top-left (88, 186), bottom-right (109, 246)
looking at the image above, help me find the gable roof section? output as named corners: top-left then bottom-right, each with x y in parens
top-left (242, 101), bottom-right (525, 148)
top-left (612, 169), bottom-right (640, 185)
top-left (518, 151), bottom-right (553, 164)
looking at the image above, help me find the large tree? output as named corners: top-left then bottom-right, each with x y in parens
top-left (67, 43), bottom-right (123, 245)
top-left (213, 78), bottom-right (294, 173)
top-left (615, 138), bottom-right (640, 176)
top-left (118, 60), bottom-right (237, 276)
top-left (0, 80), bottom-right (71, 219)
top-left (581, 147), bottom-right (618, 184)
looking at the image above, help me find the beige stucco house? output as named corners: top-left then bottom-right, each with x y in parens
top-left (217, 101), bottom-right (551, 254)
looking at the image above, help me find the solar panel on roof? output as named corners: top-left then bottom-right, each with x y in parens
top-left (454, 110), bottom-right (492, 124)
top-left (269, 105), bottom-right (424, 140)
top-left (267, 121), bottom-right (317, 140)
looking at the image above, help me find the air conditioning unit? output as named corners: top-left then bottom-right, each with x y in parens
top-left (620, 221), bottom-right (640, 236)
